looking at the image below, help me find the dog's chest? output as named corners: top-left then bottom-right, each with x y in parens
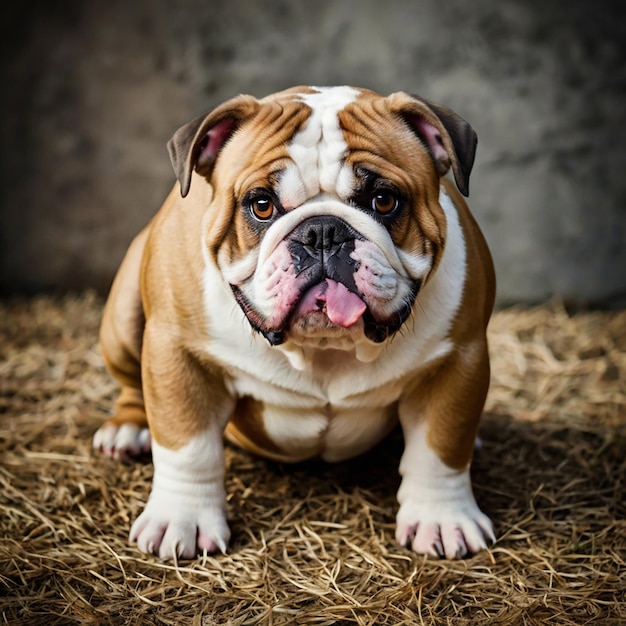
top-left (224, 348), bottom-right (405, 462)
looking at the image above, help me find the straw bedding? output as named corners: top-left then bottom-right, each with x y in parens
top-left (1, 292), bottom-right (625, 625)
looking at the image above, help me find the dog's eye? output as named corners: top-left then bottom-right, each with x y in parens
top-left (250, 196), bottom-right (275, 221)
top-left (371, 191), bottom-right (399, 215)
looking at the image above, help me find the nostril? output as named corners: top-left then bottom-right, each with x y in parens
top-left (290, 216), bottom-right (358, 260)
top-left (304, 228), bottom-right (321, 249)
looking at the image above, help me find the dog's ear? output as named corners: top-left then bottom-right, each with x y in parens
top-left (167, 95), bottom-right (260, 197)
top-left (388, 92), bottom-right (477, 196)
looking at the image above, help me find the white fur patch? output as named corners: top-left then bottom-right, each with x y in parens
top-left (279, 86), bottom-right (359, 204)
top-left (262, 405), bottom-right (329, 461)
top-left (395, 418), bottom-right (495, 559)
top-left (322, 406), bottom-right (397, 462)
top-left (129, 429), bottom-right (231, 559)
top-left (92, 422), bottom-right (151, 460)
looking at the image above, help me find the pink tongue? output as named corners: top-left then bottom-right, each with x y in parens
top-left (324, 280), bottom-right (367, 328)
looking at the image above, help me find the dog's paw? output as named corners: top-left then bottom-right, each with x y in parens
top-left (395, 498), bottom-right (495, 559)
top-left (129, 500), bottom-right (231, 560)
top-left (93, 422), bottom-right (151, 461)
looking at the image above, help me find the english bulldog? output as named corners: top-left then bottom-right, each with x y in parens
top-left (93, 85), bottom-right (496, 560)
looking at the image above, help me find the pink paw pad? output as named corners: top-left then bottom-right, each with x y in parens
top-left (396, 506), bottom-right (495, 559)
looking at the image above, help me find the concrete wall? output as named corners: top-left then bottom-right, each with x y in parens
top-left (1, 0), bottom-right (625, 304)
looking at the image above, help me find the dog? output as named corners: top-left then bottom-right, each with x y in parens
top-left (93, 85), bottom-right (496, 561)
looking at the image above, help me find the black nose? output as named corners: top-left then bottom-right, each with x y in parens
top-left (288, 216), bottom-right (361, 287)
top-left (292, 216), bottom-right (354, 254)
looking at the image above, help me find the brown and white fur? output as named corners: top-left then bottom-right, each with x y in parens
top-left (94, 86), bottom-right (496, 561)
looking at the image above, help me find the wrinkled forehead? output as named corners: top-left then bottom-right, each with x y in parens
top-left (271, 86), bottom-right (363, 207)
top-left (220, 86), bottom-right (414, 206)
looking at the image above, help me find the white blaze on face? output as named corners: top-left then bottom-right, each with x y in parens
top-left (279, 86), bottom-right (360, 206)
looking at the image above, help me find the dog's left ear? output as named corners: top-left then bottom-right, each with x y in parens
top-left (388, 92), bottom-right (477, 196)
top-left (167, 94), bottom-right (261, 197)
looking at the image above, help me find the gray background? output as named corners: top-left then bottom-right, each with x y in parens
top-left (1, 0), bottom-right (625, 305)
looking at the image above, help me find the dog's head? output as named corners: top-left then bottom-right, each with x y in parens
top-left (168, 86), bottom-right (476, 360)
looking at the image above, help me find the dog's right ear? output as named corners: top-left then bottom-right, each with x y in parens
top-left (387, 92), bottom-right (477, 197)
top-left (167, 95), bottom-right (260, 197)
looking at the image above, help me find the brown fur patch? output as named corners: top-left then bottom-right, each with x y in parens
top-left (108, 387), bottom-right (148, 429)
top-left (206, 100), bottom-right (312, 268)
top-left (339, 94), bottom-right (447, 264)
top-left (225, 396), bottom-right (290, 461)
top-left (409, 180), bottom-right (495, 470)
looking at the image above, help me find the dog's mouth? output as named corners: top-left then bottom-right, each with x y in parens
top-left (230, 277), bottom-right (419, 347)
top-left (229, 279), bottom-right (366, 346)
top-left (292, 279), bottom-right (367, 328)
top-left (289, 278), bottom-right (419, 345)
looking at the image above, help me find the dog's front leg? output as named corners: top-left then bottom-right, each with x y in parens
top-left (395, 343), bottom-right (495, 559)
top-left (129, 321), bottom-right (235, 559)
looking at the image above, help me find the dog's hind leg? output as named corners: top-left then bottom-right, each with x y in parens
top-left (94, 227), bottom-right (151, 460)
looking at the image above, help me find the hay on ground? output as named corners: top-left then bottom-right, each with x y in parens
top-left (1, 293), bottom-right (625, 625)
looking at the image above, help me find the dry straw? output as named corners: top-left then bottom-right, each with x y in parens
top-left (1, 293), bottom-right (625, 625)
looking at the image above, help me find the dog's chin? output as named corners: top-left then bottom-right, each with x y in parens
top-left (287, 310), bottom-right (365, 345)
top-left (280, 309), bottom-right (388, 369)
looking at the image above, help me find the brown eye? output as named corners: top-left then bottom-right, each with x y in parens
top-left (371, 191), bottom-right (399, 214)
top-left (250, 196), bottom-right (275, 221)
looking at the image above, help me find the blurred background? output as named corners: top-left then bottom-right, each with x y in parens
top-left (1, 0), bottom-right (624, 306)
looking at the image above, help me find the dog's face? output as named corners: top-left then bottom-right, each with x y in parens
top-left (168, 86), bottom-right (476, 357)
